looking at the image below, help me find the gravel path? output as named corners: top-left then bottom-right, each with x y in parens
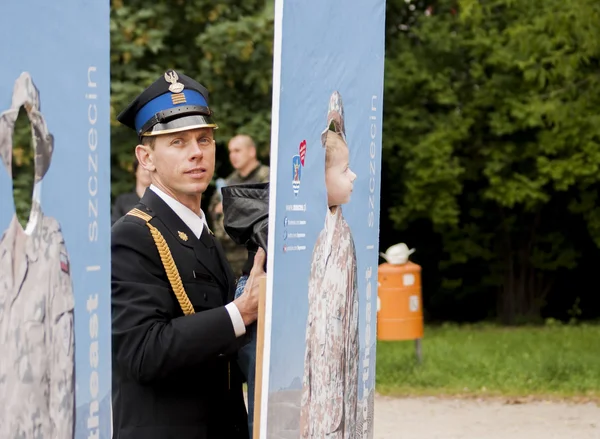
top-left (374, 395), bottom-right (600, 439)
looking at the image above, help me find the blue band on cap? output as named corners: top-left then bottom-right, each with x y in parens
top-left (134, 89), bottom-right (209, 133)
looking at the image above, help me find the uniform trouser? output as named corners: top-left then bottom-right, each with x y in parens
top-left (235, 275), bottom-right (257, 438)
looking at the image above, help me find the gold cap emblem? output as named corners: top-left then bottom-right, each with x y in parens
top-left (178, 231), bottom-right (188, 241)
top-left (164, 70), bottom-right (185, 94)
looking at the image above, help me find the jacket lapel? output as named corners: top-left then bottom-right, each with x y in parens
top-left (196, 227), bottom-right (228, 291)
top-left (141, 190), bottom-right (197, 245)
top-left (140, 190), bottom-right (227, 289)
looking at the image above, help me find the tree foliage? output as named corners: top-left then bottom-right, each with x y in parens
top-left (6, 0), bottom-right (600, 323)
top-left (11, 109), bottom-right (35, 227)
top-left (383, 0), bottom-right (600, 322)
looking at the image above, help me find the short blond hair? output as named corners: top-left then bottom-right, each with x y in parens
top-left (324, 131), bottom-right (347, 168)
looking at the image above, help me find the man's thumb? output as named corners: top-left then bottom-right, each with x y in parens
top-left (254, 247), bottom-right (266, 270)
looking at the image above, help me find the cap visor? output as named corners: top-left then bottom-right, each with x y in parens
top-left (142, 115), bottom-right (218, 137)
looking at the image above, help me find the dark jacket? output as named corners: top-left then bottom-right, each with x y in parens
top-left (111, 191), bottom-right (140, 225)
top-left (111, 189), bottom-right (249, 439)
top-left (221, 182), bottom-right (269, 275)
top-left (209, 165), bottom-right (270, 277)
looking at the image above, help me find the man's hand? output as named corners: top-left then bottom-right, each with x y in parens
top-left (233, 248), bottom-right (266, 325)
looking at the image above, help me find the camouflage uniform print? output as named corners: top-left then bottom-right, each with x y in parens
top-left (0, 212), bottom-right (75, 439)
top-left (209, 163), bottom-right (270, 278)
top-left (300, 207), bottom-right (359, 438)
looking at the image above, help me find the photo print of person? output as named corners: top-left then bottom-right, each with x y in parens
top-left (300, 91), bottom-right (359, 438)
top-left (0, 72), bottom-right (75, 439)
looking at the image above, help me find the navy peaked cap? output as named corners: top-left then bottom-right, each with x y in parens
top-left (117, 69), bottom-right (218, 137)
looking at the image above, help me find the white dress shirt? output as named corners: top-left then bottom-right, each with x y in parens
top-left (149, 184), bottom-right (246, 337)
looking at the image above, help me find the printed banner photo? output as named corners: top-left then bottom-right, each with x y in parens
top-left (0, 2), bottom-right (111, 438)
top-left (259, 0), bottom-right (386, 437)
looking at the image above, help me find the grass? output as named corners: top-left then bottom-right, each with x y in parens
top-left (375, 322), bottom-right (600, 400)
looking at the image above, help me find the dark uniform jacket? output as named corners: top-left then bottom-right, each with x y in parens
top-left (111, 189), bottom-right (249, 439)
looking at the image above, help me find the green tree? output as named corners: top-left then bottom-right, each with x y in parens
top-left (383, 0), bottom-right (600, 323)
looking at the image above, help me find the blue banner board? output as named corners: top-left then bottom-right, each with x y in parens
top-left (261, 0), bottom-right (386, 437)
top-left (0, 2), bottom-right (111, 438)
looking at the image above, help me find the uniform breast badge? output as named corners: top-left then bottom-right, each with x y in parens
top-left (178, 231), bottom-right (188, 241)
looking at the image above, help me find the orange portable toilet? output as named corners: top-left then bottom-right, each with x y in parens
top-left (377, 243), bottom-right (423, 341)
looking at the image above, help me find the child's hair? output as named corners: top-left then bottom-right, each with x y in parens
top-left (324, 130), bottom-right (347, 169)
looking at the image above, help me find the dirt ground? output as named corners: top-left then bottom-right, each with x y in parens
top-left (374, 394), bottom-right (600, 439)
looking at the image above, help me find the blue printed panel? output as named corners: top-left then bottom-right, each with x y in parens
top-left (0, 2), bottom-right (111, 438)
top-left (262, 0), bottom-right (386, 437)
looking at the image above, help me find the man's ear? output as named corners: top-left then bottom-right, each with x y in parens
top-left (135, 144), bottom-right (155, 172)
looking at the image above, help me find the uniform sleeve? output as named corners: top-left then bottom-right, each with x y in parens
top-left (112, 219), bottom-right (239, 384)
top-left (49, 235), bottom-right (75, 439)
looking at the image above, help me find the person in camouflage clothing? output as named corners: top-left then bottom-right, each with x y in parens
top-left (300, 92), bottom-right (359, 438)
top-left (0, 72), bottom-right (75, 439)
top-left (208, 135), bottom-right (269, 278)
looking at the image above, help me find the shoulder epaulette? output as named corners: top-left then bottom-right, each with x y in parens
top-left (126, 208), bottom-right (153, 222)
top-left (126, 208), bottom-right (194, 316)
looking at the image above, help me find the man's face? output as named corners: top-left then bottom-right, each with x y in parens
top-left (142, 127), bottom-right (215, 198)
top-left (325, 144), bottom-right (356, 207)
top-left (228, 138), bottom-right (255, 171)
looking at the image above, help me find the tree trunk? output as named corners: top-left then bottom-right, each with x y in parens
top-left (497, 211), bottom-right (548, 324)
top-left (499, 259), bottom-right (546, 324)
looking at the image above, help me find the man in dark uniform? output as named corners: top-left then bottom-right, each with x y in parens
top-left (111, 69), bottom-right (265, 439)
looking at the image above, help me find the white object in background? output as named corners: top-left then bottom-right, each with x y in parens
top-left (379, 242), bottom-right (415, 265)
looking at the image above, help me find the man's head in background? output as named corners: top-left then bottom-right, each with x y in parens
top-left (132, 156), bottom-right (152, 192)
top-left (228, 134), bottom-right (260, 177)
